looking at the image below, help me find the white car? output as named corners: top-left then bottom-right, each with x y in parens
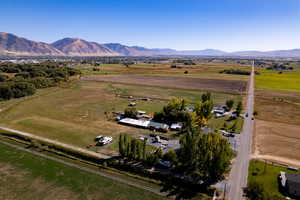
top-left (95, 135), bottom-right (103, 141)
top-left (97, 136), bottom-right (113, 145)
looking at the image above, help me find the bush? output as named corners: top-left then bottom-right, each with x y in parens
top-left (219, 69), bottom-right (250, 75)
top-left (11, 82), bottom-right (36, 98)
top-left (15, 72), bottom-right (31, 79)
top-left (0, 83), bottom-right (13, 100)
top-left (29, 77), bottom-right (56, 88)
top-left (0, 74), bottom-right (9, 82)
top-left (163, 149), bottom-right (178, 163)
top-left (124, 107), bottom-right (138, 118)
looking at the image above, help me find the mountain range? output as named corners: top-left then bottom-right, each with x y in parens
top-left (1, 32), bottom-right (300, 58)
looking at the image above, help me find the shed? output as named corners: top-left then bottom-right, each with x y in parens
top-left (119, 118), bottom-right (150, 128)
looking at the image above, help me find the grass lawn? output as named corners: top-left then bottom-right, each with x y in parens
top-left (255, 68), bottom-right (300, 92)
top-left (0, 80), bottom-right (242, 155)
top-left (79, 63), bottom-right (251, 81)
top-left (0, 142), bottom-right (165, 200)
top-left (208, 116), bottom-right (244, 134)
top-left (248, 160), bottom-right (299, 199)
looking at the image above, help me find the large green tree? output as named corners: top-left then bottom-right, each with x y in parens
top-left (153, 97), bottom-right (188, 124)
top-left (225, 99), bottom-right (234, 111)
top-left (177, 130), bottom-right (233, 185)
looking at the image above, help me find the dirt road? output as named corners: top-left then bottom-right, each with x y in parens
top-left (0, 126), bottom-right (110, 159)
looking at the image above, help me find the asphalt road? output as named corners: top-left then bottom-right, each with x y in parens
top-left (227, 62), bottom-right (255, 200)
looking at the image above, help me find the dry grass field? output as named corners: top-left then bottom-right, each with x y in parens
top-left (254, 120), bottom-right (300, 167)
top-left (82, 74), bottom-right (247, 93)
top-left (254, 89), bottom-right (300, 166)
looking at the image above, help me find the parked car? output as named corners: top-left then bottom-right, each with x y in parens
top-left (158, 159), bottom-right (172, 168)
top-left (97, 136), bottom-right (113, 146)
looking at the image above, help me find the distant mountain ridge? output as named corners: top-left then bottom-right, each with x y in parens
top-left (52, 38), bottom-right (120, 56)
top-left (0, 32), bottom-right (63, 56)
top-left (1, 32), bottom-right (300, 57)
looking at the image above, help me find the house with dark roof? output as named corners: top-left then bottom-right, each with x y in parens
top-left (279, 171), bottom-right (300, 198)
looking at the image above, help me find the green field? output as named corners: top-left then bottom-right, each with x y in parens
top-left (255, 68), bottom-right (300, 92)
top-left (0, 80), bottom-right (242, 155)
top-left (248, 160), bottom-right (299, 198)
top-left (0, 142), bottom-right (165, 200)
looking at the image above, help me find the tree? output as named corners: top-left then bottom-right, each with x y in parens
top-left (177, 130), bottom-right (234, 185)
top-left (0, 83), bottom-right (13, 100)
top-left (201, 92), bottom-right (212, 102)
top-left (193, 100), bottom-right (213, 127)
top-left (0, 74), bottom-right (9, 82)
top-left (243, 181), bottom-right (268, 200)
top-left (142, 138), bottom-right (147, 160)
top-left (222, 122), bottom-right (228, 131)
top-left (124, 107), bottom-right (138, 118)
top-left (236, 101), bottom-right (243, 117)
top-left (225, 99), bottom-right (234, 111)
top-left (153, 98), bottom-right (188, 124)
top-left (163, 149), bottom-right (178, 164)
top-left (230, 121), bottom-right (237, 133)
top-left (119, 134), bottom-right (125, 157)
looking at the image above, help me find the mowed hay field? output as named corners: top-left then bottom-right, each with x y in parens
top-left (0, 143), bottom-right (165, 200)
top-left (254, 89), bottom-right (300, 166)
top-left (80, 63), bottom-right (251, 81)
top-left (0, 80), bottom-right (242, 155)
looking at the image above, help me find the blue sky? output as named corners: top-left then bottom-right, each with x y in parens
top-left (0, 0), bottom-right (299, 51)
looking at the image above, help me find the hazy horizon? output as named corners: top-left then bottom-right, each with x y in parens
top-left (1, 0), bottom-right (299, 51)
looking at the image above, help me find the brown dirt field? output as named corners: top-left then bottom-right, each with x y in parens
top-left (253, 120), bottom-right (300, 167)
top-left (82, 74), bottom-right (247, 93)
top-left (255, 90), bottom-right (300, 125)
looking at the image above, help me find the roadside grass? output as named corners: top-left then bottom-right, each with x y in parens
top-left (0, 81), bottom-right (242, 154)
top-left (248, 160), bottom-right (299, 198)
top-left (0, 142), bottom-right (166, 200)
top-left (79, 63), bottom-right (251, 81)
top-left (255, 68), bottom-right (300, 92)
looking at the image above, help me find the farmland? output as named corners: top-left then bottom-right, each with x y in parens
top-left (253, 64), bottom-right (300, 167)
top-left (253, 88), bottom-right (300, 167)
top-left (0, 141), bottom-right (165, 200)
top-left (82, 74), bottom-right (246, 93)
top-left (79, 63), bottom-right (251, 81)
top-left (0, 60), bottom-right (251, 199)
top-left (0, 78), bottom-right (243, 155)
top-left (255, 67), bottom-right (300, 92)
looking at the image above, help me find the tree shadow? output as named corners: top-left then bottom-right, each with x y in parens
top-left (160, 177), bottom-right (213, 199)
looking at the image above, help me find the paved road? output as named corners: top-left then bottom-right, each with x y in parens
top-left (0, 126), bottom-right (111, 159)
top-left (227, 62), bottom-right (255, 200)
top-left (0, 139), bottom-right (166, 197)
